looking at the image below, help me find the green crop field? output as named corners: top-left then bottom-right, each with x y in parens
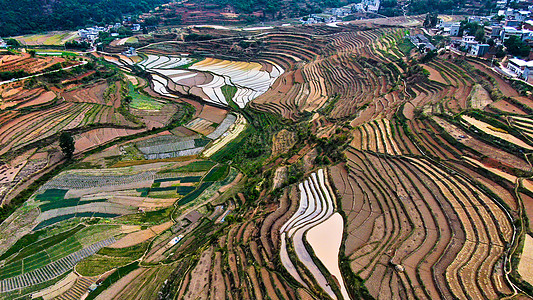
top-left (159, 161), bottom-right (215, 173)
top-left (47, 236), bottom-right (83, 261)
top-left (97, 241), bottom-right (149, 258)
top-left (76, 254), bottom-right (134, 276)
top-left (3, 224), bottom-right (85, 262)
top-left (203, 164), bottom-right (229, 182)
top-left (178, 182), bottom-right (214, 206)
top-left (128, 82), bottom-right (164, 110)
top-left (221, 85), bottom-right (238, 103)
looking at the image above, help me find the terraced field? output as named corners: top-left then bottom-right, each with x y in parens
top-left (109, 54), bottom-right (283, 108)
top-left (1, 14), bottom-right (533, 300)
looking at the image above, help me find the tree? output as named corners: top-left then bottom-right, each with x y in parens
top-left (59, 132), bottom-right (75, 159)
top-left (423, 13), bottom-right (439, 28)
top-left (474, 27), bottom-right (485, 42)
top-left (495, 45), bottom-right (506, 58)
top-left (504, 35), bottom-right (531, 57)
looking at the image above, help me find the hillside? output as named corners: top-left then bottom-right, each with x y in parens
top-left (1, 12), bottom-right (533, 300)
top-left (0, 0), bottom-right (166, 37)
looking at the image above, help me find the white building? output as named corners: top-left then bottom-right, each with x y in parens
top-left (123, 47), bottom-right (137, 57)
top-left (468, 16), bottom-right (492, 24)
top-left (0, 38), bottom-right (6, 48)
top-left (364, 0), bottom-right (380, 12)
top-left (78, 26), bottom-right (106, 41)
top-left (502, 8), bottom-right (531, 22)
top-left (507, 58), bottom-right (533, 80)
top-left (460, 35), bottom-right (479, 50)
top-left (502, 26), bottom-right (524, 40)
top-left (497, 0), bottom-right (508, 8)
top-left (470, 44), bottom-right (489, 56)
top-left (450, 23), bottom-right (461, 36)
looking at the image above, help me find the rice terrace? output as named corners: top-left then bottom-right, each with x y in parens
top-left (1, 0), bottom-right (533, 299)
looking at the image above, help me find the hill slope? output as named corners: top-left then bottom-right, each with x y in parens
top-left (0, 0), bottom-right (166, 37)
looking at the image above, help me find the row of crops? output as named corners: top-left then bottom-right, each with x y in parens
top-left (113, 53), bottom-right (283, 109)
top-left (132, 114), bottom-right (237, 160)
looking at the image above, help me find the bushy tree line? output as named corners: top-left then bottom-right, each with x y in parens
top-left (380, 0), bottom-right (496, 17)
top-left (0, 0), bottom-right (166, 37)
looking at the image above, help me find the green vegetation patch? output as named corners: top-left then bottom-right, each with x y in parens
top-left (204, 164), bottom-right (229, 182)
top-left (221, 85), bottom-right (237, 103)
top-left (97, 241), bottom-right (149, 258)
top-left (85, 262), bottom-right (139, 300)
top-left (35, 189), bottom-right (68, 201)
top-left (150, 186), bottom-right (178, 192)
top-left (397, 38), bottom-right (415, 56)
top-left (177, 186), bottom-right (196, 196)
top-left (76, 254), bottom-right (135, 276)
top-left (117, 207), bottom-right (171, 225)
top-left (34, 213), bottom-right (120, 231)
top-left (0, 259), bottom-right (22, 279)
top-left (0, 250), bottom-right (54, 280)
top-left (194, 138), bottom-right (211, 148)
top-left (160, 161), bottom-right (215, 173)
top-left (154, 176), bottom-right (202, 183)
top-left (39, 198), bottom-right (107, 212)
top-left (46, 236), bottom-right (83, 261)
top-left (128, 82), bottom-right (164, 110)
top-left (3, 224), bottom-right (85, 262)
top-left (178, 182), bottom-right (214, 206)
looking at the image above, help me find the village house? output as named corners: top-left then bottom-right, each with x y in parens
top-left (507, 58), bottom-right (533, 80)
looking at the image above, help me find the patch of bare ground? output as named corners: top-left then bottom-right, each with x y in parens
top-left (0, 208), bottom-right (40, 256)
top-left (272, 129), bottom-right (296, 157)
top-left (422, 64), bottom-right (447, 84)
top-left (521, 192), bottom-right (533, 232)
top-left (490, 99), bottom-right (527, 114)
top-left (183, 246), bottom-right (214, 299)
top-left (209, 251), bottom-right (225, 299)
top-left (433, 116), bottom-right (531, 171)
top-left (272, 166), bottom-right (287, 190)
top-left (518, 234), bottom-right (533, 286)
top-left (198, 105), bottom-right (228, 124)
top-left (109, 221), bottom-right (173, 248)
top-left (448, 160), bottom-right (518, 211)
top-left (468, 84), bottom-right (493, 109)
top-left (94, 268), bottom-right (146, 300)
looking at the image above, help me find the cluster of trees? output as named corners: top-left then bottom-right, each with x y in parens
top-left (65, 41), bottom-right (91, 50)
top-left (459, 21), bottom-right (486, 41)
top-left (0, 70), bottom-right (30, 81)
top-left (201, 0), bottom-right (350, 19)
top-left (504, 35), bottom-right (531, 57)
top-left (423, 13), bottom-right (439, 28)
top-left (183, 33), bottom-right (215, 42)
top-left (0, 0), bottom-right (166, 37)
top-left (459, 21), bottom-right (530, 58)
top-left (381, 0), bottom-right (496, 17)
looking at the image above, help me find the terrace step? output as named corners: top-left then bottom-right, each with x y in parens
top-left (55, 276), bottom-right (97, 300)
top-left (0, 237), bottom-right (115, 293)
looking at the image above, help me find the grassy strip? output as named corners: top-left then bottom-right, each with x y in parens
top-left (159, 160), bottom-right (216, 173)
top-left (0, 159), bottom-right (74, 224)
top-left (97, 241), bottom-right (149, 258)
top-left (3, 224), bottom-right (85, 262)
top-left (34, 213), bottom-right (119, 231)
top-left (85, 261), bottom-right (140, 300)
top-left (203, 164), bottom-right (229, 182)
top-left (39, 198), bottom-right (107, 212)
top-left (177, 182), bottom-right (214, 206)
top-left (221, 85), bottom-right (237, 103)
top-left (117, 207), bottom-right (172, 225)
